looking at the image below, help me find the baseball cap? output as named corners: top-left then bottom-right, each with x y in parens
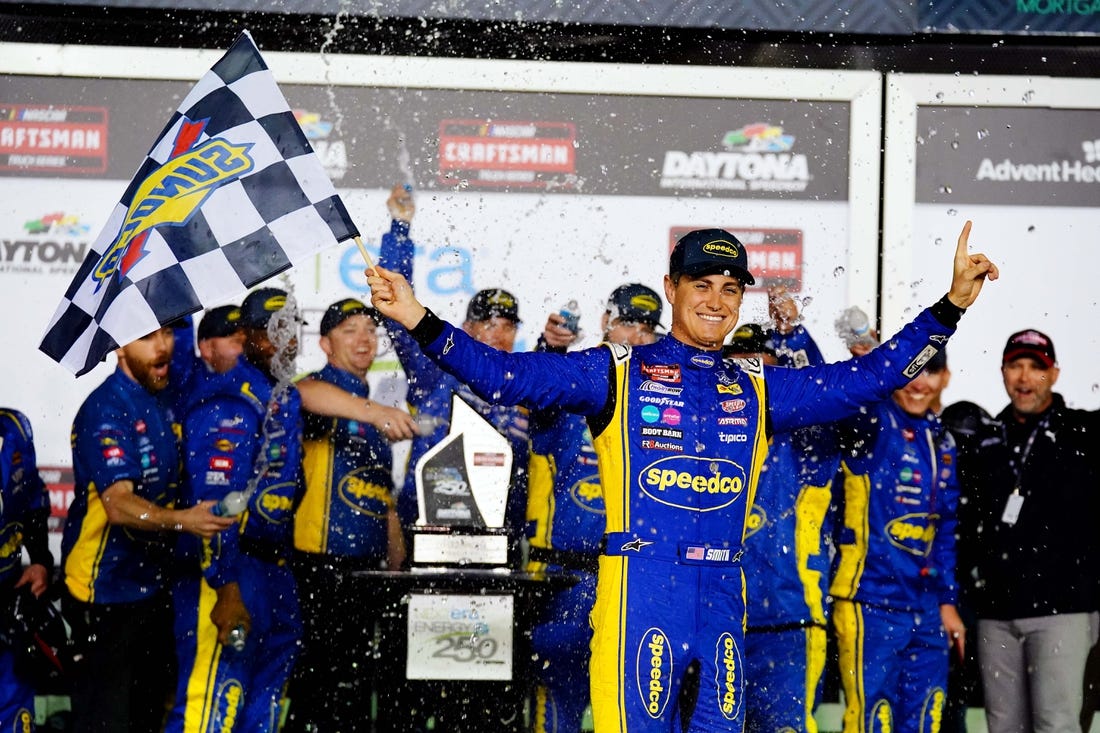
top-left (924, 347), bottom-right (949, 373)
top-left (722, 323), bottom-right (775, 358)
top-left (669, 229), bottom-right (756, 285)
top-left (1002, 329), bottom-right (1056, 368)
top-left (606, 284), bottom-right (663, 328)
top-left (238, 287), bottom-right (289, 329)
top-left (197, 305), bottom-right (242, 341)
top-left (320, 298), bottom-right (381, 336)
top-left (466, 289), bottom-right (520, 323)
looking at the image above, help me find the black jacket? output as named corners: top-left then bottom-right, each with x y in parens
top-left (955, 393), bottom-right (1100, 620)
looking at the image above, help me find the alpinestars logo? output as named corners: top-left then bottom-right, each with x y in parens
top-left (660, 123), bottom-right (810, 193)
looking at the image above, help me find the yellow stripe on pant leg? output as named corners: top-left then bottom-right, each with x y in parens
top-left (834, 600), bottom-right (867, 733)
top-left (805, 625), bottom-right (828, 733)
top-left (182, 577), bottom-right (225, 733)
top-left (590, 555), bottom-right (627, 733)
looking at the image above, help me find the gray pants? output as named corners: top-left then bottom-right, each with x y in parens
top-left (978, 612), bottom-right (1099, 733)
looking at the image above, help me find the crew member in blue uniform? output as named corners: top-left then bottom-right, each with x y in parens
top-left (831, 348), bottom-right (964, 733)
top-left (724, 311), bottom-right (839, 733)
top-left (376, 184), bottom-right (532, 732)
top-left (63, 327), bottom-right (233, 733)
top-left (0, 408), bottom-right (53, 732)
top-left (167, 288), bottom-right (306, 733)
top-left (367, 222), bottom-right (996, 733)
top-left (377, 185), bottom-right (530, 557)
top-left (285, 297), bottom-right (405, 733)
top-left (528, 284), bottom-right (664, 733)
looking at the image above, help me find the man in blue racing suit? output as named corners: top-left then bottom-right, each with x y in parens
top-left (368, 221), bottom-right (996, 733)
top-left (0, 408), bottom-right (53, 732)
top-left (724, 310), bottom-right (839, 733)
top-left (831, 347), bottom-right (964, 733)
top-left (167, 287), bottom-right (306, 733)
top-left (528, 284), bottom-right (664, 733)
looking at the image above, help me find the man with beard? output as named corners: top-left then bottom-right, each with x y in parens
top-left (62, 326), bottom-right (235, 733)
top-left (168, 287), bottom-right (308, 733)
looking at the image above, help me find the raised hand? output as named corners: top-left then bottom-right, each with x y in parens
top-left (367, 265), bottom-right (427, 330)
top-left (947, 221), bottom-right (999, 309)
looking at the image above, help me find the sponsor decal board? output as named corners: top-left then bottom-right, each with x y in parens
top-left (883, 74), bottom-right (1100, 414)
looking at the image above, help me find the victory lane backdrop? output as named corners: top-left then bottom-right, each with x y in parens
top-left (0, 45), bottom-right (880, 528)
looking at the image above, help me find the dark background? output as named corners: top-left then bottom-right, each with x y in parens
top-left (1, 0), bottom-right (1098, 79)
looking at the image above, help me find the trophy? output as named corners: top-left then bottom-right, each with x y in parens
top-left (411, 395), bottom-right (513, 567)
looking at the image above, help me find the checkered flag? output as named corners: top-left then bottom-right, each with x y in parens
top-left (40, 30), bottom-right (359, 376)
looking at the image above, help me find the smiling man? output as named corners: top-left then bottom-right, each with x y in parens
top-left (954, 329), bottom-right (1100, 733)
top-left (831, 347), bottom-right (964, 733)
top-left (367, 223), bottom-right (995, 733)
top-left (285, 298), bottom-right (405, 733)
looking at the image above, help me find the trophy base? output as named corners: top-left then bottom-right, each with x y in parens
top-left (412, 528), bottom-right (510, 567)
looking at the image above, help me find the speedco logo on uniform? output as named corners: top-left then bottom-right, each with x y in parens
top-left (636, 627), bottom-right (672, 718)
top-left (639, 456), bottom-right (747, 511)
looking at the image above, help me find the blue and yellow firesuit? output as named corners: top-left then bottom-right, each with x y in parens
top-left (287, 362), bottom-right (395, 732)
top-left (831, 398), bottom-right (959, 733)
top-left (401, 298), bottom-right (961, 733)
top-left (167, 357), bottom-right (303, 733)
top-left (0, 408), bottom-right (52, 731)
top-left (378, 219), bottom-right (528, 550)
top-left (63, 370), bottom-right (179, 605)
top-left (295, 362), bottom-right (394, 560)
top-left (742, 327), bottom-right (838, 733)
top-left (527, 397), bottom-right (605, 733)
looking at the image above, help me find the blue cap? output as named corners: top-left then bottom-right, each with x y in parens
top-left (238, 287), bottom-right (288, 329)
top-left (669, 229), bottom-right (755, 285)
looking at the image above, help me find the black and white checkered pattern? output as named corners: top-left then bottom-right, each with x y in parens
top-left (40, 31), bottom-right (359, 376)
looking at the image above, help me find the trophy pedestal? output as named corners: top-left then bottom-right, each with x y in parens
top-left (411, 526), bottom-right (511, 567)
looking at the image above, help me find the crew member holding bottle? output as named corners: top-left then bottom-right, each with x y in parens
top-left (167, 287), bottom-right (306, 733)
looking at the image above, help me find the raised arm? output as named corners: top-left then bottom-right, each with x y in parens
top-left (769, 221), bottom-right (997, 433)
top-left (368, 266), bottom-right (610, 415)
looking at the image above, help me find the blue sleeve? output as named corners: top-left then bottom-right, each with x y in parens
top-left (767, 307), bottom-right (954, 434)
top-left (378, 219), bottom-right (415, 278)
top-left (3, 410), bottom-right (51, 568)
top-left (770, 325), bottom-right (825, 368)
top-left (73, 394), bottom-right (144, 492)
top-left (184, 397), bottom-right (260, 588)
top-left (384, 319), bottom-right (448, 409)
top-left (419, 320), bottom-right (612, 415)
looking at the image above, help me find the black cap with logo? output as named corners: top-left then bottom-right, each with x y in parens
top-left (466, 289), bottom-right (521, 324)
top-left (606, 284), bottom-right (663, 328)
top-left (197, 305), bottom-right (242, 341)
top-left (238, 287), bottom-right (289, 329)
top-left (669, 228), bottom-right (756, 285)
top-left (320, 298), bottom-right (381, 336)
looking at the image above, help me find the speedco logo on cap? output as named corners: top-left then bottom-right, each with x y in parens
top-left (702, 239), bottom-right (740, 259)
top-left (715, 632), bottom-right (743, 721)
top-left (636, 627), bottom-right (672, 718)
top-left (639, 456), bottom-right (747, 512)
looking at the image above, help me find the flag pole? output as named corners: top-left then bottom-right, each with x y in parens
top-left (353, 236), bottom-right (378, 274)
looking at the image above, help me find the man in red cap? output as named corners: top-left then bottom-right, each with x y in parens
top-left (954, 328), bottom-right (1100, 733)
